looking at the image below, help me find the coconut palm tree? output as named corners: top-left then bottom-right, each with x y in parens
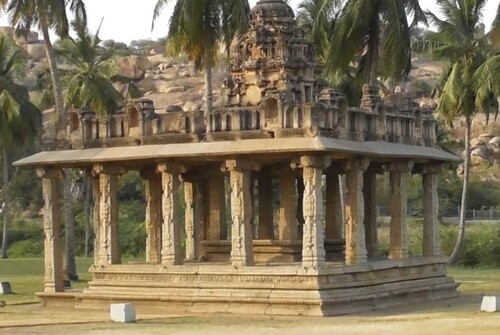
top-left (425, 0), bottom-right (500, 265)
top-left (0, 36), bottom-right (41, 258)
top-left (297, 0), bottom-right (341, 67)
top-left (152, 0), bottom-right (250, 116)
top-left (58, 19), bottom-right (124, 116)
top-left (326, 0), bottom-right (426, 88)
top-left (0, 0), bottom-right (86, 279)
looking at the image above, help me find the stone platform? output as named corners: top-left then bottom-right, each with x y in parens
top-left (38, 257), bottom-right (459, 316)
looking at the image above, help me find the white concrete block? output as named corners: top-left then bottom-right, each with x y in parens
top-left (110, 303), bottom-right (136, 322)
top-left (481, 296), bottom-right (500, 312)
top-left (0, 282), bottom-right (12, 294)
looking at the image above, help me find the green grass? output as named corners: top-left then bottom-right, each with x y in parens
top-left (0, 257), bottom-right (94, 305)
top-left (449, 267), bottom-right (500, 295)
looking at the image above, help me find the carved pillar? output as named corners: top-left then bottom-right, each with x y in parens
top-left (388, 161), bottom-right (414, 260)
top-left (344, 159), bottom-right (369, 265)
top-left (92, 165), bottom-right (123, 265)
top-left (325, 167), bottom-right (343, 240)
top-left (37, 168), bottom-right (64, 293)
top-left (279, 165), bottom-right (297, 240)
top-left (206, 172), bottom-right (227, 240)
top-left (184, 181), bottom-right (201, 260)
top-left (258, 167), bottom-right (274, 239)
top-left (225, 159), bottom-right (256, 266)
top-left (158, 163), bottom-right (183, 265)
top-left (91, 173), bottom-right (100, 265)
top-left (363, 166), bottom-right (379, 258)
top-left (141, 168), bottom-right (162, 264)
top-left (422, 164), bottom-right (442, 257)
top-left (299, 156), bottom-right (331, 268)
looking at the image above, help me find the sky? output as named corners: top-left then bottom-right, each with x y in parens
top-left (0, 0), bottom-right (498, 44)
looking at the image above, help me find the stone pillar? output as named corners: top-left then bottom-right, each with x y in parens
top-left (92, 165), bottom-right (123, 265)
top-left (344, 159), bottom-right (369, 265)
top-left (158, 163), bottom-right (183, 265)
top-left (279, 165), bottom-right (297, 240)
top-left (184, 181), bottom-right (201, 260)
top-left (37, 168), bottom-right (64, 293)
top-left (422, 164), bottom-right (442, 257)
top-left (325, 167), bottom-right (343, 240)
top-left (363, 166), bottom-right (378, 258)
top-left (225, 159), bottom-right (255, 266)
top-left (206, 172), bottom-right (227, 240)
top-left (91, 173), bottom-right (101, 266)
top-left (300, 156), bottom-right (331, 268)
top-left (141, 168), bottom-right (162, 264)
top-left (388, 161), bottom-right (414, 260)
top-left (258, 167), bottom-right (274, 239)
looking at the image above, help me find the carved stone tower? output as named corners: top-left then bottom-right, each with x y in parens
top-left (225, 0), bottom-right (317, 131)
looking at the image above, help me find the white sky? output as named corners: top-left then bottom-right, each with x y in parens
top-left (1, 0), bottom-right (498, 44)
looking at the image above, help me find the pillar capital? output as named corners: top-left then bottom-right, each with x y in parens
top-left (388, 161), bottom-right (414, 173)
top-left (36, 167), bottom-right (63, 179)
top-left (422, 163), bottom-right (443, 175)
top-left (224, 158), bottom-right (261, 172)
top-left (343, 158), bottom-right (369, 172)
top-left (157, 162), bottom-right (185, 175)
top-left (293, 155), bottom-right (331, 170)
top-left (92, 164), bottom-right (126, 176)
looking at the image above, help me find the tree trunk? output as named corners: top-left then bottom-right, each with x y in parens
top-left (204, 47), bottom-right (213, 119)
top-left (40, 12), bottom-right (78, 280)
top-left (363, 13), bottom-right (380, 86)
top-left (1, 148), bottom-right (10, 259)
top-left (84, 173), bottom-right (92, 257)
top-left (448, 115), bottom-right (471, 265)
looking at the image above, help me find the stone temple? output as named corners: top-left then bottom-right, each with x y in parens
top-left (15, 0), bottom-right (460, 316)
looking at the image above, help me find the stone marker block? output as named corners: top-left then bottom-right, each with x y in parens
top-left (110, 303), bottom-right (136, 323)
top-left (481, 296), bottom-right (500, 312)
top-left (0, 282), bottom-right (12, 294)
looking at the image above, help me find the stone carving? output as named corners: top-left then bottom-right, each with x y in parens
top-left (344, 159), bottom-right (369, 265)
top-left (184, 181), bottom-right (201, 261)
top-left (141, 168), bottom-right (163, 264)
top-left (388, 161), bottom-right (414, 260)
top-left (422, 164), bottom-right (442, 257)
top-left (158, 163), bottom-right (183, 265)
top-left (300, 156), bottom-right (330, 268)
top-left (226, 159), bottom-right (256, 266)
top-left (37, 168), bottom-right (64, 292)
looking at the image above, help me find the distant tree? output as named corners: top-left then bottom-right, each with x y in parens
top-left (0, 36), bottom-right (40, 258)
top-left (425, 0), bottom-right (500, 265)
top-left (0, 0), bottom-right (87, 279)
top-left (152, 0), bottom-right (250, 116)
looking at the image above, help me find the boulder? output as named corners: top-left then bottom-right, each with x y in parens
top-left (116, 55), bottom-right (153, 80)
top-left (164, 86), bottom-right (186, 94)
top-left (183, 101), bottom-right (201, 112)
top-left (489, 137), bottom-right (500, 155)
top-left (470, 146), bottom-right (489, 166)
top-left (478, 133), bottom-right (494, 144)
top-left (165, 105), bottom-right (183, 113)
top-left (26, 43), bottom-right (46, 62)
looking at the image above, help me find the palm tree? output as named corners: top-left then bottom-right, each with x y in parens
top-left (152, 0), bottom-right (250, 116)
top-left (0, 36), bottom-right (40, 258)
top-left (0, 0), bottom-right (86, 279)
top-left (425, 0), bottom-right (499, 265)
top-left (58, 19), bottom-right (124, 116)
top-left (297, 0), bottom-right (340, 66)
top-left (326, 0), bottom-right (426, 88)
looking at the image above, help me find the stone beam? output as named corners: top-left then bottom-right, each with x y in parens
top-left (344, 159), bottom-right (369, 265)
top-left (36, 167), bottom-right (64, 293)
top-left (388, 161), bottom-right (414, 260)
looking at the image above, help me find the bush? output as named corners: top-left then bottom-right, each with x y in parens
top-left (8, 239), bottom-right (43, 257)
